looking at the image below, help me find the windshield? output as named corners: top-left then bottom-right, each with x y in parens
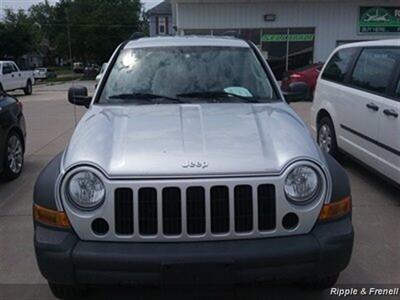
top-left (99, 46), bottom-right (278, 104)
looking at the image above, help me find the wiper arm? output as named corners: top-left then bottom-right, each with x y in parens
top-left (177, 91), bottom-right (259, 103)
top-left (108, 93), bottom-right (184, 103)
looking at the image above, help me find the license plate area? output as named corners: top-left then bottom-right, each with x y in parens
top-left (162, 262), bottom-right (235, 286)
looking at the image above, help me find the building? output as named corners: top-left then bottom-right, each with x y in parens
top-left (170, 0), bottom-right (400, 79)
top-left (148, 0), bottom-right (174, 36)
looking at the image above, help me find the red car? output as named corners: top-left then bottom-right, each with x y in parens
top-left (281, 63), bottom-right (324, 101)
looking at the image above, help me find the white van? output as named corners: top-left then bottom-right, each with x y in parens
top-left (311, 39), bottom-right (400, 185)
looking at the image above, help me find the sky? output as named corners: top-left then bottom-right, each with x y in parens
top-left (0, 0), bottom-right (163, 16)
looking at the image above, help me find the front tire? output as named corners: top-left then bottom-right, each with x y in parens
top-left (1, 131), bottom-right (24, 181)
top-left (317, 116), bottom-right (339, 158)
top-left (23, 80), bottom-right (32, 95)
top-left (48, 282), bottom-right (90, 300)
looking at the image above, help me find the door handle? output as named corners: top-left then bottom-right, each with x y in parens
top-left (19, 73), bottom-right (21, 77)
top-left (366, 103), bottom-right (379, 111)
top-left (383, 109), bottom-right (398, 118)
top-left (11, 74), bottom-right (14, 78)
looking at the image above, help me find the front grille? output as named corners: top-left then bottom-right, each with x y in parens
top-left (186, 187), bottom-right (206, 235)
top-left (210, 186), bottom-right (230, 234)
top-left (138, 188), bottom-right (158, 235)
top-left (258, 184), bottom-right (276, 231)
top-left (113, 183), bottom-right (276, 240)
top-left (234, 185), bottom-right (253, 233)
top-left (114, 188), bottom-right (134, 235)
top-left (162, 187), bottom-right (182, 235)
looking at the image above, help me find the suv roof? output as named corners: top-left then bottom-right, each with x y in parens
top-left (125, 36), bottom-right (250, 49)
top-left (336, 39), bottom-right (400, 51)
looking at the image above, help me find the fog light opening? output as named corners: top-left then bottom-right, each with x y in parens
top-left (282, 213), bottom-right (299, 230)
top-left (91, 218), bottom-right (109, 236)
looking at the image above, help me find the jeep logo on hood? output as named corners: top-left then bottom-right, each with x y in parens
top-left (182, 161), bottom-right (209, 169)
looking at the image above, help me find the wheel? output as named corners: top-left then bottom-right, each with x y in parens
top-left (1, 131), bottom-right (24, 181)
top-left (317, 116), bottom-right (339, 158)
top-left (299, 273), bottom-right (340, 290)
top-left (23, 80), bottom-right (32, 95)
top-left (48, 282), bottom-right (90, 300)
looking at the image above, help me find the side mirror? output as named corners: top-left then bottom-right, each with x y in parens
top-left (283, 82), bottom-right (310, 103)
top-left (68, 85), bottom-right (91, 108)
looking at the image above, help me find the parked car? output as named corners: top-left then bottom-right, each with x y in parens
top-left (34, 36), bottom-right (353, 299)
top-left (83, 64), bottom-right (100, 79)
top-left (312, 39), bottom-right (400, 186)
top-left (33, 68), bottom-right (58, 80)
top-left (281, 63), bottom-right (324, 101)
top-left (73, 62), bottom-right (84, 73)
top-left (33, 68), bottom-right (47, 80)
top-left (0, 61), bottom-right (35, 95)
top-left (0, 91), bottom-right (26, 180)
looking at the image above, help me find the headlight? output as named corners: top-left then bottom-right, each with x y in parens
top-left (284, 165), bottom-right (320, 204)
top-left (67, 171), bottom-right (105, 209)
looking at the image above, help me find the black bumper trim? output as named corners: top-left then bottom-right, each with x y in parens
top-left (34, 217), bottom-right (353, 285)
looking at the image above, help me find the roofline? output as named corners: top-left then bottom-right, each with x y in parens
top-left (147, 0), bottom-right (172, 15)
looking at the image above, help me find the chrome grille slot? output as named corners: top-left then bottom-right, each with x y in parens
top-left (186, 187), bottom-right (206, 235)
top-left (234, 185), bottom-right (253, 233)
top-left (138, 188), bottom-right (158, 235)
top-left (210, 186), bottom-right (230, 234)
top-left (114, 188), bottom-right (134, 235)
top-left (162, 187), bottom-right (182, 235)
top-left (257, 184), bottom-right (276, 231)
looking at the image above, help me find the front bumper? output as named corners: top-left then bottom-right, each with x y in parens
top-left (34, 216), bottom-right (353, 285)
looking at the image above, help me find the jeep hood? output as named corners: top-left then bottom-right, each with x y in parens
top-left (63, 103), bottom-right (323, 177)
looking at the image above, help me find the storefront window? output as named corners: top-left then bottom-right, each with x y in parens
top-left (261, 28), bottom-right (288, 80)
top-left (261, 28), bottom-right (315, 80)
top-left (287, 28), bottom-right (315, 72)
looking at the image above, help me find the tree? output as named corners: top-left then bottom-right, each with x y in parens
top-left (29, 0), bottom-right (144, 64)
top-left (1, 0), bottom-right (144, 64)
top-left (0, 9), bottom-right (40, 59)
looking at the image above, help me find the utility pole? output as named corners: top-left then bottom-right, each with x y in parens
top-left (66, 10), bottom-right (73, 71)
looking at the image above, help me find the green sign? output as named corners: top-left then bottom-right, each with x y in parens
top-left (261, 34), bottom-right (314, 42)
top-left (359, 7), bottom-right (400, 34)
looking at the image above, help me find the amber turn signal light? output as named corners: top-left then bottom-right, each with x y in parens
top-left (33, 204), bottom-right (71, 229)
top-left (319, 196), bottom-right (351, 221)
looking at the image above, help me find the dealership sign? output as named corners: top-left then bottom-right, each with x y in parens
top-left (359, 7), bottom-right (400, 33)
top-left (261, 34), bottom-right (314, 42)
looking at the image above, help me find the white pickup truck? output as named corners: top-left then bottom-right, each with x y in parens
top-left (0, 61), bottom-right (35, 95)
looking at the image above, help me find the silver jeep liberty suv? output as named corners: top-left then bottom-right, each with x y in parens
top-left (33, 36), bottom-right (353, 299)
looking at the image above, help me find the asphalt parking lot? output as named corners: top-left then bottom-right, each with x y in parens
top-left (0, 82), bottom-right (399, 299)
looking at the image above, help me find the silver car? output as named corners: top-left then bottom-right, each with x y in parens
top-left (34, 36), bottom-right (353, 299)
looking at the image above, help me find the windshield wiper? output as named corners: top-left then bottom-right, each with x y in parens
top-left (176, 91), bottom-right (260, 103)
top-left (108, 93), bottom-right (184, 103)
